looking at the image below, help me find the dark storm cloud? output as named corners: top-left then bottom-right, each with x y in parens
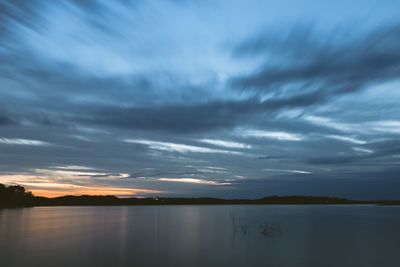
top-left (307, 139), bottom-right (400, 165)
top-left (233, 24), bottom-right (400, 103)
top-left (307, 155), bottom-right (365, 165)
top-left (79, 98), bottom-right (305, 133)
top-left (0, 0), bottom-right (42, 36)
top-left (0, 62), bottom-right (342, 134)
top-left (69, 91), bottom-right (352, 133)
top-left (0, 113), bottom-right (15, 125)
top-left (1, 1), bottom-right (396, 135)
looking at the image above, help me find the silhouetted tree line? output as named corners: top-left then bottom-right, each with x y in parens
top-left (0, 183), bottom-right (34, 207)
top-left (1, 183), bottom-right (399, 208)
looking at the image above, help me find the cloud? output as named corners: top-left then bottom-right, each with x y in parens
top-left (73, 95), bottom-right (347, 134)
top-left (0, 138), bottom-right (49, 146)
top-left (304, 116), bottom-right (354, 132)
top-left (366, 120), bottom-right (400, 134)
top-left (198, 138), bottom-right (251, 149)
top-left (232, 24), bottom-right (400, 107)
top-left (24, 182), bottom-right (158, 198)
top-left (239, 129), bottom-right (303, 141)
top-left (0, 169), bottom-right (159, 197)
top-left (352, 147), bottom-right (373, 154)
top-left (158, 178), bottom-right (231, 185)
top-left (264, 168), bottom-right (313, 174)
top-left (326, 135), bottom-right (367, 145)
top-left (305, 116), bottom-right (400, 136)
top-left (53, 165), bottom-right (94, 170)
top-left (3, 24), bottom-right (398, 136)
top-left (32, 167), bottom-right (130, 180)
top-left (0, 114), bottom-right (16, 125)
top-left (306, 139), bottom-right (400, 165)
top-left (124, 139), bottom-right (243, 155)
top-left (196, 167), bottom-right (228, 174)
top-left (257, 155), bottom-right (288, 160)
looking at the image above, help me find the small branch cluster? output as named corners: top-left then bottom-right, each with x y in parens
top-left (229, 212), bottom-right (282, 237)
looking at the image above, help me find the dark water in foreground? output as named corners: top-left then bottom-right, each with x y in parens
top-left (0, 205), bottom-right (399, 267)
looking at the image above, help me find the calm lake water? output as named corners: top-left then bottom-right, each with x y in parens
top-left (0, 205), bottom-right (399, 267)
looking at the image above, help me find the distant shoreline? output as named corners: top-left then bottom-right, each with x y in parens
top-left (3, 195), bottom-right (400, 208)
top-left (2, 183), bottom-right (399, 208)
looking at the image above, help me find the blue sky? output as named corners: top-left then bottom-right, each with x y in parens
top-left (1, 0), bottom-right (400, 198)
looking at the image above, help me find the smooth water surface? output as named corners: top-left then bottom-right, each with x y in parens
top-left (1, 205), bottom-right (399, 267)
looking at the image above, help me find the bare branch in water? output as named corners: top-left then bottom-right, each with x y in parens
top-left (259, 223), bottom-right (282, 237)
top-left (228, 212), bottom-right (282, 237)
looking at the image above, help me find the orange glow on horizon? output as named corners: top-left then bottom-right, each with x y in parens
top-left (29, 186), bottom-right (160, 198)
top-left (0, 173), bottom-right (161, 198)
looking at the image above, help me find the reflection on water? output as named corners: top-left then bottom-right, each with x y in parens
top-left (1, 205), bottom-right (399, 267)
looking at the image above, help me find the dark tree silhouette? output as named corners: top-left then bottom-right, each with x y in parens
top-left (0, 183), bottom-right (34, 207)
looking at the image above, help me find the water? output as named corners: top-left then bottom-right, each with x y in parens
top-left (0, 205), bottom-right (399, 267)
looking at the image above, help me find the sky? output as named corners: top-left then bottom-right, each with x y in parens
top-left (0, 0), bottom-right (400, 199)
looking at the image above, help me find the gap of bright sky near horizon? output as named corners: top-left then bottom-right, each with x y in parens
top-left (0, 0), bottom-right (400, 199)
